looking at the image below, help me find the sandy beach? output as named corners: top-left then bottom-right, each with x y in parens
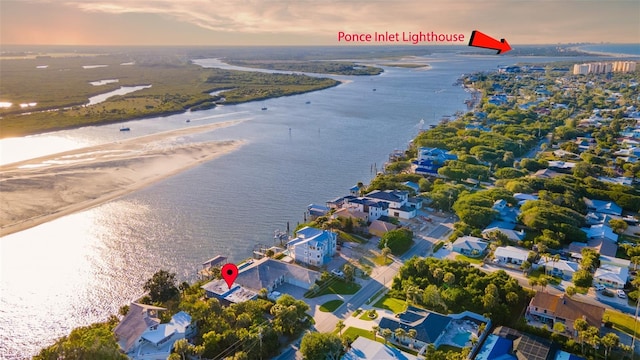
top-left (0, 121), bottom-right (245, 237)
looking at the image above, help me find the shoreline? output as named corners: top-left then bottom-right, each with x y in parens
top-left (568, 46), bottom-right (640, 58)
top-left (0, 121), bottom-right (246, 237)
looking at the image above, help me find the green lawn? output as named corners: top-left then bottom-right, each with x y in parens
top-left (605, 309), bottom-right (640, 338)
top-left (373, 254), bottom-right (393, 266)
top-left (337, 230), bottom-right (368, 244)
top-left (373, 295), bottom-right (407, 314)
top-left (455, 254), bottom-right (484, 264)
top-left (319, 300), bottom-right (344, 312)
top-left (359, 309), bottom-right (378, 321)
top-left (305, 279), bottom-right (361, 298)
top-left (342, 326), bottom-right (380, 342)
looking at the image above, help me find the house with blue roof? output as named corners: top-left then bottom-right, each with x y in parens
top-left (287, 226), bottom-right (337, 267)
top-left (377, 306), bottom-right (490, 353)
top-left (583, 198), bottom-right (622, 216)
top-left (452, 236), bottom-right (489, 258)
top-left (414, 147), bottom-right (457, 175)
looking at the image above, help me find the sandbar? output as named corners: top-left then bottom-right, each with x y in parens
top-left (0, 121), bottom-right (245, 236)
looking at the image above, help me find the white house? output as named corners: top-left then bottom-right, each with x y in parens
top-left (537, 258), bottom-right (579, 280)
top-left (452, 236), bottom-right (489, 258)
top-left (287, 226), bottom-right (337, 267)
top-left (482, 227), bottom-right (525, 242)
top-left (494, 246), bottom-right (530, 266)
top-left (594, 264), bottom-right (629, 289)
top-left (114, 303), bottom-right (195, 360)
top-left (344, 197), bottom-right (389, 221)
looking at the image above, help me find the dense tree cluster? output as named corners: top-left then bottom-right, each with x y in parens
top-left (378, 228), bottom-right (414, 255)
top-left (389, 257), bottom-right (529, 325)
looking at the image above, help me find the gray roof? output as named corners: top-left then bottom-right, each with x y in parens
top-left (113, 302), bottom-right (166, 353)
top-left (378, 306), bottom-right (451, 344)
top-left (453, 236), bottom-right (489, 253)
top-left (342, 336), bottom-right (418, 360)
top-left (235, 258), bottom-right (320, 291)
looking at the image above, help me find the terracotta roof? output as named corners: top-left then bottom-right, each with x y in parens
top-left (530, 292), bottom-right (604, 327)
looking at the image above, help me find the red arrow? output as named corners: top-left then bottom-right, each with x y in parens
top-left (468, 30), bottom-right (512, 54)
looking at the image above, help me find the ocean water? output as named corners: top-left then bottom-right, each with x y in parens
top-left (578, 43), bottom-right (640, 56)
top-left (0, 52), bottom-right (577, 358)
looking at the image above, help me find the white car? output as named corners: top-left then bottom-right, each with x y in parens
top-left (331, 269), bottom-right (345, 278)
top-left (594, 284), bottom-right (606, 291)
top-left (617, 289), bottom-right (627, 299)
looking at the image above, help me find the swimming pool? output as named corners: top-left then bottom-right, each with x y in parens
top-left (452, 331), bottom-right (471, 347)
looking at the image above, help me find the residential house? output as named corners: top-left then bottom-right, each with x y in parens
top-left (581, 224), bottom-right (619, 243)
top-left (307, 204), bottom-right (330, 219)
top-left (548, 161), bottom-right (577, 172)
top-left (332, 207), bottom-right (368, 223)
top-left (476, 326), bottom-right (556, 360)
top-left (537, 258), bottom-right (579, 280)
top-left (368, 219), bottom-right (398, 238)
top-left (585, 212), bottom-right (620, 226)
top-left (341, 336), bottom-right (418, 360)
top-left (493, 246), bottom-right (530, 266)
top-left (568, 238), bottom-right (618, 257)
top-left (491, 199), bottom-right (519, 225)
top-left (482, 227), bottom-right (525, 242)
top-left (594, 264), bottom-right (629, 289)
top-left (365, 190), bottom-right (417, 219)
top-left (114, 303), bottom-right (195, 360)
top-left (287, 226), bottom-right (337, 267)
top-left (527, 292), bottom-right (604, 337)
top-left (532, 169), bottom-right (561, 179)
top-left (402, 181), bottom-right (420, 194)
top-left (201, 278), bottom-right (258, 305)
top-left (234, 257), bottom-right (321, 292)
top-left (583, 198), bottom-right (623, 216)
top-left (452, 236), bottom-right (489, 258)
top-left (513, 193), bottom-right (539, 207)
top-left (344, 197), bottom-right (388, 221)
top-left (377, 306), bottom-right (490, 352)
top-left (413, 147), bottom-right (457, 175)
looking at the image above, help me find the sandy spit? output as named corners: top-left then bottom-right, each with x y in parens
top-left (0, 121), bottom-right (246, 236)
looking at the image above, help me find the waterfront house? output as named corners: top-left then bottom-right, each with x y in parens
top-left (332, 207), bottom-right (369, 223)
top-left (235, 257), bottom-right (321, 292)
top-left (364, 190), bottom-right (417, 219)
top-left (413, 147), bottom-right (457, 175)
top-left (114, 303), bottom-right (195, 359)
top-left (452, 236), bottom-right (489, 258)
top-left (493, 246), bottom-right (529, 266)
top-left (344, 197), bottom-right (389, 221)
top-left (402, 181), bottom-right (420, 194)
top-left (527, 292), bottom-right (604, 337)
top-left (307, 203), bottom-right (330, 220)
top-left (287, 226), bottom-right (337, 267)
top-left (201, 279), bottom-right (258, 305)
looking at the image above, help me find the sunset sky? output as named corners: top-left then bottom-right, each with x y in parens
top-left (1, 0), bottom-right (639, 46)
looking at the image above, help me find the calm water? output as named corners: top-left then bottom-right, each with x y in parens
top-left (0, 53), bottom-right (580, 358)
top-left (578, 43), bottom-right (640, 56)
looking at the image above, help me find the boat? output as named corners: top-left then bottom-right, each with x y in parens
top-left (261, 107), bottom-right (268, 111)
top-left (119, 126), bottom-right (130, 131)
top-left (186, 119), bottom-right (191, 123)
top-left (305, 101), bottom-right (311, 104)
top-left (372, 88), bottom-right (377, 91)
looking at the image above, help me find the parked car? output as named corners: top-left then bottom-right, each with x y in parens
top-left (331, 269), bottom-right (344, 278)
top-left (617, 289), bottom-right (627, 299)
top-left (594, 284), bottom-right (606, 291)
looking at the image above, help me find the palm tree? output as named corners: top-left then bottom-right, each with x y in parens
top-left (395, 328), bottom-right (406, 345)
top-left (574, 318), bottom-right (589, 355)
top-left (601, 332), bottom-right (620, 360)
top-left (382, 247), bottom-right (391, 264)
top-left (381, 328), bottom-right (392, 344)
top-left (372, 325), bottom-right (380, 341)
top-left (408, 329), bottom-right (417, 348)
top-left (584, 326), bottom-right (600, 356)
top-left (336, 320), bottom-right (345, 337)
top-left (529, 278), bottom-right (539, 291)
top-left (406, 285), bottom-right (420, 305)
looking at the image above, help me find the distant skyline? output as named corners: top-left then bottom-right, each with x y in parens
top-left (1, 0), bottom-right (639, 46)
